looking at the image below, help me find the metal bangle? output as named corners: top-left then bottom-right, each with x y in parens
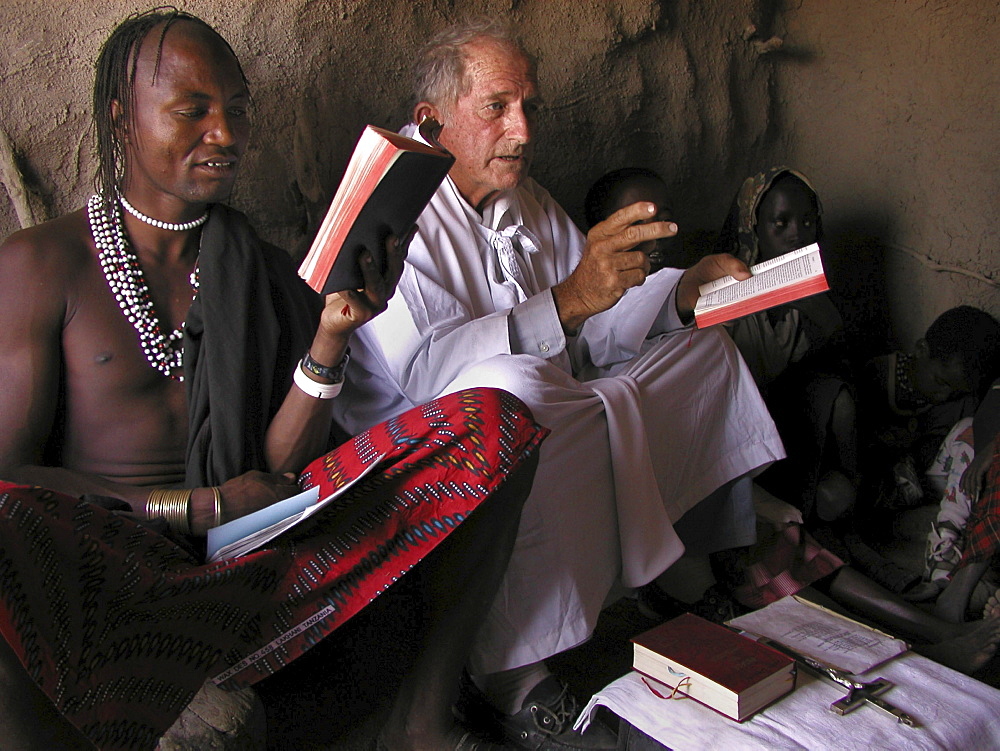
top-left (211, 486), bottom-right (223, 528)
top-left (146, 488), bottom-right (193, 535)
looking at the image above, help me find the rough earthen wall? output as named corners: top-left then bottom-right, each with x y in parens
top-left (778, 0), bottom-right (998, 348)
top-left (0, 0), bottom-right (995, 349)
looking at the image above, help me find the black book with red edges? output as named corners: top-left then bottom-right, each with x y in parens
top-left (298, 118), bottom-right (454, 294)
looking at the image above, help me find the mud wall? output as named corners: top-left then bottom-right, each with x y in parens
top-left (0, 0), bottom-right (995, 351)
top-left (776, 0), bottom-right (999, 350)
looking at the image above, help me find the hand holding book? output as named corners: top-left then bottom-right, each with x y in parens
top-left (313, 223), bottom-right (415, 345)
top-left (298, 118), bottom-right (454, 295)
top-left (206, 452), bottom-right (388, 561)
top-left (674, 252), bottom-right (754, 322)
top-left (693, 244), bottom-right (830, 328)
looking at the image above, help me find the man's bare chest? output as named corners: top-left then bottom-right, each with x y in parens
top-left (61, 271), bottom-right (187, 424)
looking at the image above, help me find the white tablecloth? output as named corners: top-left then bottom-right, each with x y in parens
top-left (576, 652), bottom-right (1000, 750)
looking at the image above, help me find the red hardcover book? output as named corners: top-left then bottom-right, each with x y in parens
top-left (298, 118), bottom-right (454, 294)
top-left (631, 613), bottom-right (795, 721)
top-left (694, 243), bottom-right (830, 328)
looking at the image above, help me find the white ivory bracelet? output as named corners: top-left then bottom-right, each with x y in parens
top-left (293, 359), bottom-right (343, 399)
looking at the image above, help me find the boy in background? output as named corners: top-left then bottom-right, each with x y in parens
top-left (584, 167), bottom-right (683, 272)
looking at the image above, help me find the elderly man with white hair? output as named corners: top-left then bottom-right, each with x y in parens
top-left (334, 18), bottom-right (784, 750)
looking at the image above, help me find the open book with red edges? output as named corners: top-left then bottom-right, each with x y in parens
top-left (694, 243), bottom-right (829, 328)
top-left (298, 118), bottom-right (454, 294)
top-left (631, 612), bottom-right (796, 722)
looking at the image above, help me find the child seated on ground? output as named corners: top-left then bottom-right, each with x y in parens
top-left (581, 168), bottom-right (1000, 674)
top-left (713, 166), bottom-right (856, 524)
top-left (857, 306), bottom-right (1000, 522)
top-left (908, 378), bottom-right (1000, 619)
top-left (719, 485), bottom-right (1000, 676)
top-left (849, 307), bottom-right (1000, 598)
top-left (583, 167), bottom-right (684, 272)
top-left (950, 435), bottom-right (1000, 622)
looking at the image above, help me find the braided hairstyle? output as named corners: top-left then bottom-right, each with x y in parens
top-left (92, 8), bottom-right (247, 207)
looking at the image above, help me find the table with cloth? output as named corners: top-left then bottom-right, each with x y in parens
top-left (576, 651), bottom-right (1000, 750)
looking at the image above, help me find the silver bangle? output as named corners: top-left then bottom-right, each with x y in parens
top-left (210, 486), bottom-right (223, 527)
top-left (293, 359), bottom-right (343, 399)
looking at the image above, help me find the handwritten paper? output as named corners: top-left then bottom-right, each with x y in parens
top-left (728, 595), bottom-right (909, 675)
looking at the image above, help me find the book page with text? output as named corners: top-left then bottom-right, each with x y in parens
top-left (728, 595), bottom-right (909, 675)
top-left (700, 252), bottom-right (823, 307)
top-left (698, 244), bottom-right (822, 300)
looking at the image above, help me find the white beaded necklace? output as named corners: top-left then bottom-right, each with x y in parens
top-left (88, 194), bottom-right (202, 381)
top-left (119, 193), bottom-right (209, 232)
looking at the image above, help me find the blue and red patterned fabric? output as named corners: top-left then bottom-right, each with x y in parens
top-left (959, 441), bottom-right (1000, 566)
top-left (0, 387), bottom-right (545, 750)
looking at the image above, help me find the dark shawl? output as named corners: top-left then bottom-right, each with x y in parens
top-left (183, 204), bottom-right (322, 486)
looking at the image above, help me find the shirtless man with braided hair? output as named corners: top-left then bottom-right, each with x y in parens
top-left (0, 11), bottom-right (543, 750)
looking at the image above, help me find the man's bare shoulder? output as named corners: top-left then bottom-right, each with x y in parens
top-left (0, 209), bottom-right (93, 303)
top-left (0, 209), bottom-right (92, 269)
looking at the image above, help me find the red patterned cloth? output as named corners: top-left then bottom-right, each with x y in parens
top-left (0, 388), bottom-right (545, 751)
top-left (732, 524), bottom-right (845, 610)
top-left (958, 441), bottom-right (1000, 565)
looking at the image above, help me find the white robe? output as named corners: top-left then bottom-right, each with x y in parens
top-left (334, 161), bottom-right (784, 672)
